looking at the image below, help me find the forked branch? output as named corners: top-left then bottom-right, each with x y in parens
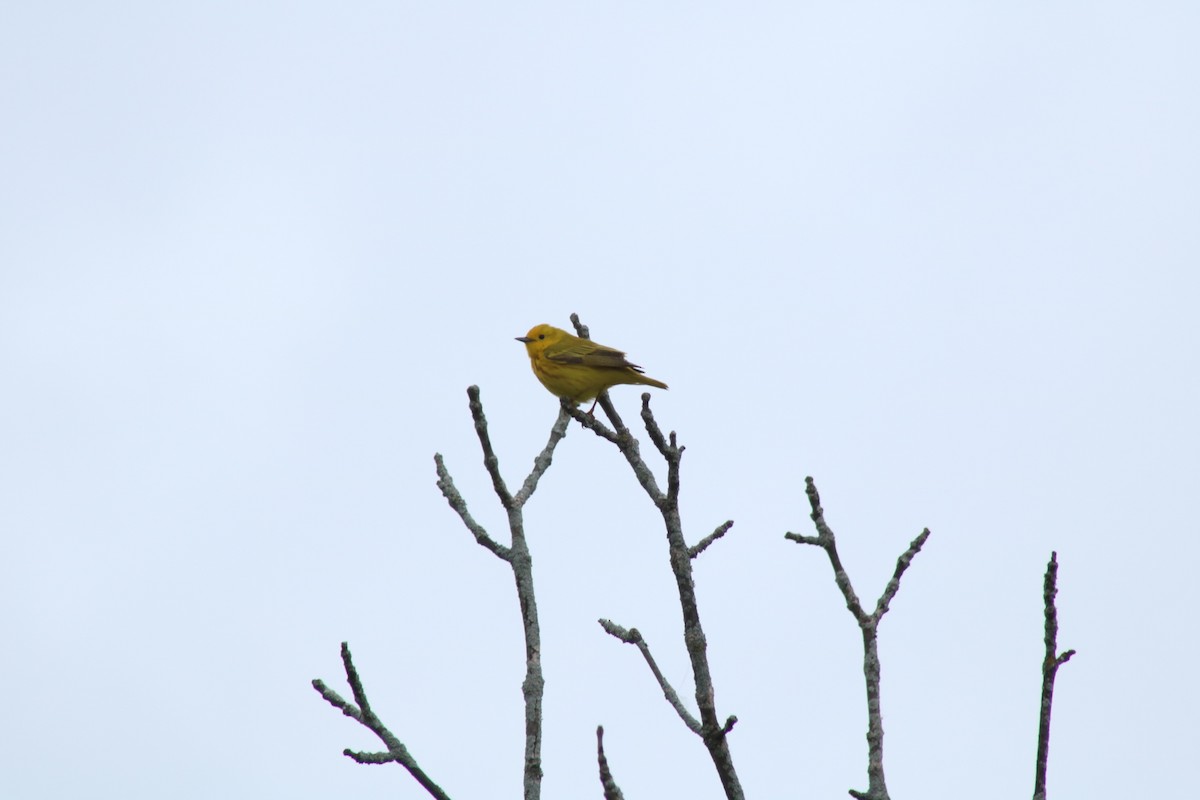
top-left (599, 619), bottom-right (702, 734)
top-left (430, 386), bottom-right (569, 800)
top-left (786, 476), bottom-right (930, 800)
top-left (316, 386), bottom-right (566, 800)
top-left (312, 642), bottom-right (452, 800)
top-left (568, 313), bottom-right (744, 800)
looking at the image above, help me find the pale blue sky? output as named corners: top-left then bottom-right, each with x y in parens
top-left (2, 3), bottom-right (1197, 798)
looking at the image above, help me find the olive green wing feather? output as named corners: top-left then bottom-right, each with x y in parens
top-left (543, 338), bottom-right (647, 372)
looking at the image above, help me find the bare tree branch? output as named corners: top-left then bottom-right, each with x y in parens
top-left (434, 453), bottom-right (510, 561)
top-left (787, 476), bottom-right (930, 800)
top-left (321, 386), bottom-right (564, 800)
top-left (1033, 551), bottom-right (1076, 800)
top-left (567, 394), bottom-right (667, 510)
top-left (874, 529), bottom-right (932, 619)
top-left (564, 396), bottom-right (621, 444)
top-left (570, 314), bottom-right (743, 800)
top-left (467, 384), bottom-right (513, 508)
top-left (513, 405), bottom-right (572, 508)
top-left (437, 386), bottom-right (561, 800)
top-left (599, 619), bottom-right (703, 734)
top-left (312, 642), bottom-right (452, 800)
top-left (596, 726), bottom-right (625, 800)
top-left (689, 520), bottom-right (734, 559)
top-left (785, 478), bottom-right (871, 625)
top-left (569, 312), bottom-right (591, 340)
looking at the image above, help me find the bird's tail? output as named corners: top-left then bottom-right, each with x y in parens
top-left (633, 374), bottom-right (668, 391)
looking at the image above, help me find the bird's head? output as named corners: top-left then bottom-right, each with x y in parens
top-left (515, 324), bottom-right (564, 355)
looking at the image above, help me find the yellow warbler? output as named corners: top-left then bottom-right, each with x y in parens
top-left (516, 324), bottom-right (668, 407)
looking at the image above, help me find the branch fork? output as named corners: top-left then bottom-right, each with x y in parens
top-left (312, 643), bottom-right (452, 800)
top-left (316, 386), bottom-right (569, 800)
top-left (571, 313), bottom-right (744, 800)
top-left (787, 476), bottom-right (930, 800)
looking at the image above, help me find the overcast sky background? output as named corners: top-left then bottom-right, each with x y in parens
top-left (2, 3), bottom-right (1197, 798)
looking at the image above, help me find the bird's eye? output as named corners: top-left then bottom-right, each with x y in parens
top-left (538, 334), bottom-right (545, 340)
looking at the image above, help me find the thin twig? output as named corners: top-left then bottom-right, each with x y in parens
top-left (690, 521), bottom-right (734, 559)
top-left (785, 479), bottom-right (869, 625)
top-left (468, 385), bottom-right (513, 508)
top-left (565, 399), bottom-right (621, 444)
top-left (596, 391), bottom-right (633, 439)
top-left (640, 397), bottom-right (671, 456)
top-left (312, 643), bottom-right (453, 800)
top-left (874, 529), bottom-right (932, 619)
top-left (787, 476), bottom-right (930, 800)
top-left (599, 619), bottom-right (703, 734)
top-left (596, 726), bottom-right (625, 800)
top-left (1033, 552), bottom-right (1076, 800)
top-left (569, 312), bottom-right (590, 340)
top-left (434, 453), bottom-right (511, 561)
top-left (513, 406), bottom-right (572, 508)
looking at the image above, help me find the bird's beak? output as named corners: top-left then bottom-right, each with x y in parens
top-left (515, 336), bottom-right (532, 343)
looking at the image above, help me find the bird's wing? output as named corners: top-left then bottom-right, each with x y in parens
top-left (544, 340), bottom-right (644, 372)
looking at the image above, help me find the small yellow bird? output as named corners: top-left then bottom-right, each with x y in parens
top-left (516, 324), bottom-right (668, 409)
